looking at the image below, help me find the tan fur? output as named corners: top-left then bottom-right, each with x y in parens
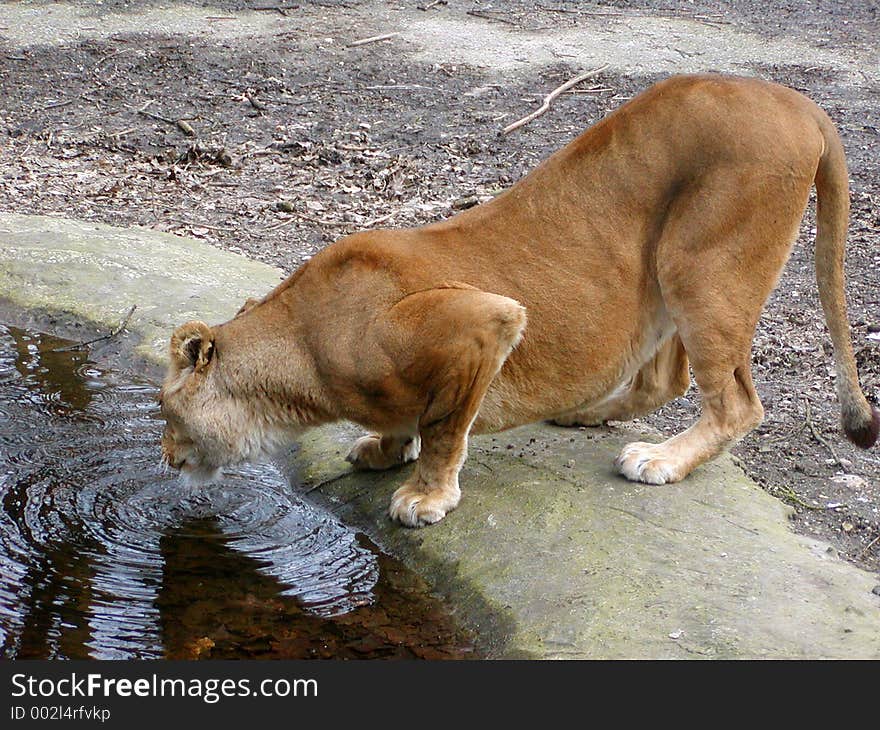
top-left (160, 74), bottom-right (877, 526)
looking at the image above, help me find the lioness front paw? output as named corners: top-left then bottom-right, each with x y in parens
top-left (388, 482), bottom-right (460, 528)
top-left (615, 442), bottom-right (684, 485)
top-left (346, 435), bottom-right (420, 471)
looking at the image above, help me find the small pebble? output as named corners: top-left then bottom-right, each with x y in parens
top-left (831, 475), bottom-right (866, 490)
top-left (668, 630), bottom-right (683, 640)
top-left (872, 585), bottom-right (880, 597)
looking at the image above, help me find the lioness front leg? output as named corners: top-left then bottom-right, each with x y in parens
top-left (388, 421), bottom-right (467, 527)
top-left (346, 433), bottom-right (421, 470)
top-left (380, 286), bottom-right (526, 527)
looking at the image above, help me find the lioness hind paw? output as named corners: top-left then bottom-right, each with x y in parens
top-left (346, 435), bottom-right (420, 471)
top-left (615, 442), bottom-right (683, 485)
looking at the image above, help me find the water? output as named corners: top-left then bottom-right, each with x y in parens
top-left (0, 324), bottom-right (473, 659)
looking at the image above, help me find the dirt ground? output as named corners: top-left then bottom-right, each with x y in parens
top-left (1, 1), bottom-right (879, 573)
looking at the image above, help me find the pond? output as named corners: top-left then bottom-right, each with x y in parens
top-left (0, 323), bottom-right (474, 659)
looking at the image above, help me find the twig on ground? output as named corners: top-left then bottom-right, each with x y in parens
top-left (107, 127), bottom-right (137, 138)
top-left (53, 305), bottom-right (137, 352)
top-left (265, 212), bottom-right (354, 231)
top-left (245, 91), bottom-right (267, 110)
top-left (769, 410), bottom-right (809, 443)
top-left (771, 484), bottom-right (828, 511)
top-left (137, 106), bottom-right (195, 136)
top-left (536, 4), bottom-right (579, 13)
top-left (859, 533), bottom-right (880, 556)
top-left (365, 84), bottom-right (434, 91)
top-left (347, 32), bottom-right (399, 47)
top-left (253, 4), bottom-right (300, 15)
top-left (564, 85), bottom-right (614, 94)
top-left (169, 219), bottom-right (235, 232)
top-left (693, 14), bottom-right (730, 27)
top-left (362, 211), bottom-right (396, 228)
top-left (41, 99), bottom-right (76, 111)
top-left (138, 108), bottom-right (177, 125)
top-left (418, 0), bottom-right (446, 10)
top-left (502, 64), bottom-right (610, 135)
top-left (802, 396), bottom-right (844, 467)
top-left (466, 10), bottom-right (518, 26)
top-left (94, 48), bottom-right (132, 71)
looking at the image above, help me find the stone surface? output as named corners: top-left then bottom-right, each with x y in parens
top-left (3, 213), bottom-right (880, 658)
top-left (296, 422), bottom-right (880, 659)
top-left (0, 213), bottom-right (284, 365)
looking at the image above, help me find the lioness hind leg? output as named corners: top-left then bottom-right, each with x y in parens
top-left (382, 287), bottom-right (526, 527)
top-left (553, 334), bottom-right (690, 426)
top-left (617, 169), bottom-right (810, 484)
top-left (616, 360), bottom-right (764, 484)
top-left (346, 433), bottom-right (421, 471)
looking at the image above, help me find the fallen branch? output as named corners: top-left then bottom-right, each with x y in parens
top-left (53, 305), bottom-right (137, 352)
top-left (502, 64), bottom-right (610, 135)
top-left (347, 32), bottom-right (399, 47)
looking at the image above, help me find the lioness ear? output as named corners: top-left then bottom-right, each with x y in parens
top-left (170, 320), bottom-right (215, 372)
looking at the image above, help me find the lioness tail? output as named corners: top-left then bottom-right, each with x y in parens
top-left (813, 109), bottom-right (879, 448)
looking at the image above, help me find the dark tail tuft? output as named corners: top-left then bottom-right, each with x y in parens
top-left (844, 406), bottom-right (880, 449)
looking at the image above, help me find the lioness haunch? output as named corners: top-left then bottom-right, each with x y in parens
top-left (160, 74), bottom-right (878, 527)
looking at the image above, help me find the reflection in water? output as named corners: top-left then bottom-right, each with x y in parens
top-left (0, 325), bottom-right (472, 659)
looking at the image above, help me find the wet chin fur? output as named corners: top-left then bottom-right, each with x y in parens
top-left (180, 462), bottom-right (221, 486)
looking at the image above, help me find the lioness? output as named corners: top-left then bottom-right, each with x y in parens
top-left (160, 74), bottom-right (878, 527)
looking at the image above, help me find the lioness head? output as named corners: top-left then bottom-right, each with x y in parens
top-left (159, 320), bottom-right (276, 483)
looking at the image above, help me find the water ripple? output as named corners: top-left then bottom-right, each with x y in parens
top-left (0, 324), bottom-right (379, 659)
